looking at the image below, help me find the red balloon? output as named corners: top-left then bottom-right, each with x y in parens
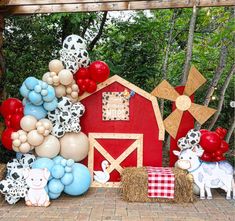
top-left (83, 78), bottom-right (91, 88)
top-left (89, 61), bottom-right (110, 83)
top-left (80, 84), bottom-right (87, 91)
top-left (214, 150), bottom-right (223, 157)
top-left (200, 132), bottom-right (221, 153)
top-left (86, 80), bottom-right (97, 93)
top-left (74, 68), bottom-right (90, 80)
top-left (0, 98), bottom-right (23, 119)
top-left (1, 128), bottom-right (14, 150)
top-left (215, 155), bottom-right (226, 162)
top-left (200, 129), bottom-right (209, 136)
top-left (200, 152), bottom-right (212, 162)
top-left (215, 127), bottom-right (227, 140)
top-left (219, 140), bottom-right (229, 153)
top-left (76, 78), bottom-right (84, 88)
top-left (10, 113), bottom-right (23, 130)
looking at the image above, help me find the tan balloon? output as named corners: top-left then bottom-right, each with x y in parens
top-left (60, 132), bottom-right (89, 162)
top-left (39, 119), bottom-right (52, 130)
top-left (42, 72), bottom-right (51, 82)
top-left (27, 130), bottom-right (44, 146)
top-left (58, 69), bottom-right (73, 86)
top-left (20, 142), bottom-right (31, 153)
top-left (35, 135), bottom-right (60, 158)
top-left (55, 85), bottom-right (66, 98)
top-left (49, 59), bottom-right (64, 73)
top-left (20, 116), bottom-right (37, 132)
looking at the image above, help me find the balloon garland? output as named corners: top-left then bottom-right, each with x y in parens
top-left (0, 34), bottom-right (111, 205)
top-left (177, 127), bottom-right (229, 162)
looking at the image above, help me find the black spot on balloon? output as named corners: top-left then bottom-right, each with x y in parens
top-left (64, 43), bottom-right (68, 49)
top-left (71, 45), bottom-right (75, 50)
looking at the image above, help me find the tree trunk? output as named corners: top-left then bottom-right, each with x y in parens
top-left (226, 117), bottom-right (235, 143)
top-left (181, 5), bottom-right (198, 85)
top-left (203, 44), bottom-right (228, 107)
top-left (208, 64), bottom-right (235, 130)
top-left (89, 12), bottom-right (108, 51)
top-left (160, 10), bottom-right (177, 116)
top-left (0, 15), bottom-right (6, 102)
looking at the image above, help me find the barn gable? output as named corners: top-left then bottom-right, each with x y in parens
top-left (79, 75), bottom-right (165, 140)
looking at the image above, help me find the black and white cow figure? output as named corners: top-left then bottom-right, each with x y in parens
top-left (174, 148), bottom-right (235, 200)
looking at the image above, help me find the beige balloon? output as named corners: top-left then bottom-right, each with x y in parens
top-left (58, 69), bottom-right (73, 86)
top-left (39, 118), bottom-right (52, 131)
top-left (35, 135), bottom-right (60, 158)
top-left (20, 116), bottom-right (37, 132)
top-left (49, 59), bottom-right (64, 73)
top-left (27, 130), bottom-right (44, 146)
top-left (55, 85), bottom-right (66, 98)
top-left (42, 72), bottom-right (51, 82)
top-left (19, 142), bottom-right (31, 153)
top-left (60, 132), bottom-right (89, 162)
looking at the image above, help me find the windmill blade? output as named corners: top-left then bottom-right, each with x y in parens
top-left (188, 103), bottom-right (216, 125)
top-left (151, 80), bottom-right (179, 101)
top-left (184, 66), bottom-right (207, 96)
top-left (164, 108), bottom-right (183, 139)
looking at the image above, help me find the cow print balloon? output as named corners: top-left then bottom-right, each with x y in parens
top-left (63, 35), bottom-right (87, 51)
top-left (186, 129), bottom-right (201, 146)
top-left (0, 154), bottom-right (35, 204)
top-left (48, 97), bottom-right (85, 138)
top-left (60, 48), bottom-right (90, 73)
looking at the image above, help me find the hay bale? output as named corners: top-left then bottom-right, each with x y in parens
top-left (121, 167), bottom-right (195, 203)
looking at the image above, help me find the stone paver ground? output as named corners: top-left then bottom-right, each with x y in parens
top-left (0, 188), bottom-right (234, 221)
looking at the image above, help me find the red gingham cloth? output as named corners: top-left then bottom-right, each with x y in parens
top-left (146, 167), bottom-right (175, 198)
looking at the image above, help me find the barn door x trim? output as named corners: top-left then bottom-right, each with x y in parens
top-left (88, 133), bottom-right (143, 187)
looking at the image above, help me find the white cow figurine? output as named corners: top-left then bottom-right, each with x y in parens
top-left (173, 148), bottom-right (235, 200)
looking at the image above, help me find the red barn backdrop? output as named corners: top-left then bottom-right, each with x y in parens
top-left (79, 75), bottom-right (164, 187)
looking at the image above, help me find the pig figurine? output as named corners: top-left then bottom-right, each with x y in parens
top-left (23, 168), bottom-right (50, 207)
top-left (174, 148), bottom-right (235, 200)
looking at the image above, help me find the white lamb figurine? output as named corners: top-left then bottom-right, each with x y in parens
top-left (23, 168), bottom-right (50, 207)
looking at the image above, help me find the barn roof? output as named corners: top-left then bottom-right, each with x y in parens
top-left (0, 1), bottom-right (234, 15)
top-left (79, 75), bottom-right (165, 140)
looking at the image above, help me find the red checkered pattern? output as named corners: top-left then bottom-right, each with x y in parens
top-left (146, 167), bottom-right (175, 198)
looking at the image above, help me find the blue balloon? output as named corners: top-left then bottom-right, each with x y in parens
top-left (43, 98), bottom-right (57, 111)
top-left (40, 81), bottom-right (48, 89)
top-left (53, 156), bottom-right (63, 165)
top-left (25, 77), bottom-right (38, 90)
top-left (28, 91), bottom-right (43, 105)
top-left (16, 152), bottom-right (23, 159)
top-left (48, 179), bottom-right (64, 194)
top-left (48, 191), bottom-right (61, 200)
top-left (51, 165), bottom-right (65, 179)
top-left (32, 158), bottom-right (54, 171)
top-left (34, 85), bottom-right (42, 93)
top-left (43, 86), bottom-right (55, 102)
top-left (20, 83), bottom-right (30, 98)
top-left (64, 163), bottom-right (91, 196)
top-left (24, 103), bottom-right (47, 120)
top-left (61, 173), bottom-right (73, 186)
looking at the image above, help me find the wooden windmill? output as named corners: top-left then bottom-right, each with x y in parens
top-left (151, 66), bottom-right (216, 138)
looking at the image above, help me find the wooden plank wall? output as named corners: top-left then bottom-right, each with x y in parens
top-left (0, 0), bottom-right (234, 15)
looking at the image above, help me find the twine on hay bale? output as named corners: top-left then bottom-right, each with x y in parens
top-left (121, 167), bottom-right (195, 203)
